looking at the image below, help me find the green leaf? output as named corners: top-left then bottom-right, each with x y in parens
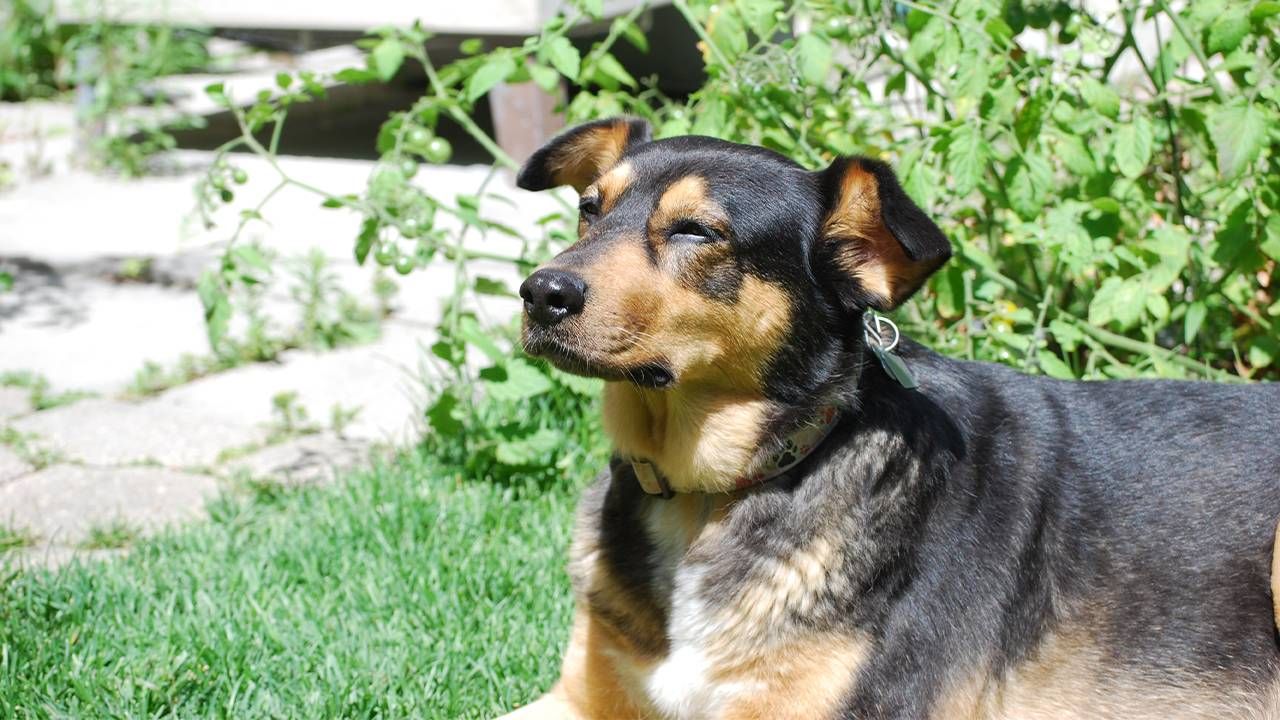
top-left (615, 16), bottom-right (650, 52)
top-left (1005, 152), bottom-right (1053, 220)
top-left (985, 17), bottom-right (1014, 45)
top-left (709, 7), bottom-right (748, 62)
top-left (932, 265), bottom-right (966, 319)
top-left (196, 271), bottom-right (231, 349)
top-left (230, 245), bottom-right (271, 280)
top-left (355, 218), bottom-right (378, 265)
top-left (1049, 319), bottom-right (1083, 352)
top-left (1054, 133), bottom-right (1097, 177)
top-left (947, 124), bottom-right (986, 196)
top-left (474, 276), bottom-right (515, 297)
top-left (483, 358), bottom-right (553, 402)
top-left (1249, 336), bottom-right (1279, 368)
top-left (738, 0), bottom-right (782, 38)
top-left (1014, 93), bottom-right (1047, 147)
top-left (457, 316), bottom-right (504, 363)
top-left (1253, 1), bottom-right (1280, 20)
top-left (528, 63), bottom-right (560, 92)
top-left (1113, 114), bottom-right (1153, 179)
top-left (495, 428), bottom-right (561, 465)
top-left (541, 36), bottom-right (580, 81)
top-left (1088, 276), bottom-right (1143, 329)
top-left (334, 67), bottom-right (378, 84)
top-left (796, 34), bottom-right (833, 86)
top-left (275, 72), bottom-right (293, 90)
top-left (370, 39), bottom-right (405, 82)
top-left (1145, 294), bottom-right (1171, 321)
top-left (1206, 7), bottom-right (1250, 54)
top-left (1184, 300), bottom-right (1208, 344)
top-left (553, 369), bottom-right (603, 396)
top-left (426, 392), bottom-right (464, 436)
top-left (204, 82), bottom-right (228, 105)
top-left (0, 270), bottom-right (13, 293)
top-left (1079, 77), bottom-right (1120, 119)
top-left (465, 54), bottom-right (517, 102)
top-left (1261, 214), bottom-right (1280, 261)
top-left (594, 54), bottom-right (636, 89)
top-left (1037, 352), bottom-right (1075, 379)
top-left (1209, 101), bottom-right (1267, 178)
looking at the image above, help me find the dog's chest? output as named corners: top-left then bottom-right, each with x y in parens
top-left (578, 494), bottom-right (865, 720)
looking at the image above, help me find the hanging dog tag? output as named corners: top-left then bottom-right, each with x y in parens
top-left (863, 313), bottom-right (918, 390)
top-left (870, 345), bottom-right (918, 389)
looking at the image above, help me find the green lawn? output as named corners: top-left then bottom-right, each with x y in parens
top-left (0, 454), bottom-right (578, 719)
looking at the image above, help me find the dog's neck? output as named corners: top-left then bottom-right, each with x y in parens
top-left (602, 380), bottom-right (842, 494)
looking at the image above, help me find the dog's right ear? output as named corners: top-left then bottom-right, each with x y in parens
top-left (516, 117), bottom-right (652, 193)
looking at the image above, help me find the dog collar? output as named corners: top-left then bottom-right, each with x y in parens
top-left (631, 404), bottom-right (841, 498)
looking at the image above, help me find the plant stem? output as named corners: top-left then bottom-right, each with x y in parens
top-left (1157, 1), bottom-right (1227, 103)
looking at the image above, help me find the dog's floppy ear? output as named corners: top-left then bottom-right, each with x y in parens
top-left (816, 156), bottom-right (951, 311)
top-left (516, 117), bottom-right (652, 193)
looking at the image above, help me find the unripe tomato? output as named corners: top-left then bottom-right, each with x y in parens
top-left (374, 243), bottom-right (398, 267)
top-left (423, 137), bottom-right (452, 164)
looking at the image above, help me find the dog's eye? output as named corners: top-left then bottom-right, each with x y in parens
top-left (669, 220), bottom-right (719, 244)
top-left (579, 197), bottom-right (601, 220)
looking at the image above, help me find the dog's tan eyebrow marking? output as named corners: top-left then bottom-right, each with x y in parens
top-left (591, 162), bottom-right (634, 213)
top-left (650, 175), bottom-right (730, 240)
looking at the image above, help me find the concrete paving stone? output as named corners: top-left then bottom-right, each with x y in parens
top-left (10, 398), bottom-right (267, 467)
top-left (0, 276), bottom-right (210, 393)
top-left (0, 445), bottom-right (32, 485)
top-left (0, 386), bottom-right (31, 420)
top-left (1, 149), bottom-right (562, 265)
top-left (221, 432), bottom-right (370, 486)
top-left (0, 465), bottom-right (219, 546)
top-left (158, 321), bottom-right (435, 444)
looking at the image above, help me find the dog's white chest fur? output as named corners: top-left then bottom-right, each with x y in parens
top-left (598, 496), bottom-right (866, 720)
top-left (622, 565), bottom-right (760, 720)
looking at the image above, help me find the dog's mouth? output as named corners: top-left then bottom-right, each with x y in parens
top-left (522, 329), bottom-right (674, 389)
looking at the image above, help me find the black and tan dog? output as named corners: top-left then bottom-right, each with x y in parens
top-left (500, 117), bottom-right (1280, 719)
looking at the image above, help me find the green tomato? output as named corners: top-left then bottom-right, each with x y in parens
top-left (231, 168), bottom-right (248, 184)
top-left (400, 217), bottom-right (422, 238)
top-left (406, 127), bottom-right (431, 147)
top-left (373, 243), bottom-right (398, 267)
top-left (399, 157), bottom-right (418, 179)
top-left (394, 255), bottom-right (416, 275)
top-left (423, 137), bottom-right (452, 164)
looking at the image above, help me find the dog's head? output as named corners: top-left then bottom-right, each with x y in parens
top-left (516, 117), bottom-right (951, 489)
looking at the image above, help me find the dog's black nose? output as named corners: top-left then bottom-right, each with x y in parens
top-left (520, 269), bottom-right (587, 326)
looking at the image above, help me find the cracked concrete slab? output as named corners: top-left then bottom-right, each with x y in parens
top-left (221, 432), bottom-right (370, 486)
top-left (10, 397), bottom-right (267, 467)
top-left (0, 465), bottom-right (219, 546)
top-left (0, 445), bottom-right (31, 484)
top-left (159, 321), bottom-right (433, 444)
top-left (0, 274), bottom-right (210, 394)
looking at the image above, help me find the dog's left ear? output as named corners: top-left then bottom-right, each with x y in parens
top-left (816, 157), bottom-right (951, 311)
top-left (516, 117), bottom-right (652, 193)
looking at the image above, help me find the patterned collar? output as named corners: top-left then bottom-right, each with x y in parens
top-left (631, 404), bottom-right (841, 498)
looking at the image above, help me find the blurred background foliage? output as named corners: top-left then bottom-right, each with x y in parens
top-left (194, 0), bottom-right (1279, 485)
top-left (9, 0), bottom-right (1278, 483)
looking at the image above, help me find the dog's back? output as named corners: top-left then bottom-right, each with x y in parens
top-left (844, 345), bottom-right (1280, 719)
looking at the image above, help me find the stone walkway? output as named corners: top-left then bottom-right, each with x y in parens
top-left (0, 101), bottom-right (554, 568)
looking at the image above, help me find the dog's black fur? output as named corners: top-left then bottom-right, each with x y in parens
top-left (504, 117), bottom-right (1280, 719)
